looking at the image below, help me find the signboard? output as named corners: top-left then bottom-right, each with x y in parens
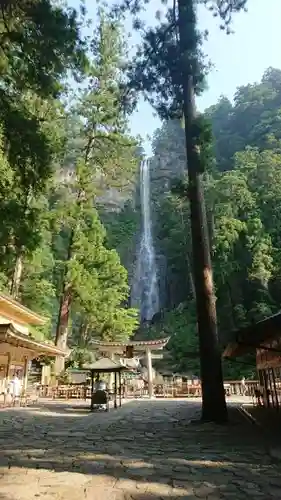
top-left (151, 354), bottom-right (163, 360)
top-left (123, 371), bottom-right (140, 380)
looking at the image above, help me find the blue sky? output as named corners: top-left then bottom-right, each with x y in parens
top-left (69, 0), bottom-right (281, 154)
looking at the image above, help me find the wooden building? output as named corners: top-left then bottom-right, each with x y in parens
top-left (0, 293), bottom-right (65, 402)
top-left (223, 312), bottom-right (281, 408)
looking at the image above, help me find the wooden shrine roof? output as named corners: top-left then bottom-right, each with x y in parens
top-left (83, 357), bottom-right (128, 373)
top-left (223, 311), bottom-right (281, 358)
top-left (0, 323), bottom-right (66, 357)
top-left (0, 293), bottom-right (46, 326)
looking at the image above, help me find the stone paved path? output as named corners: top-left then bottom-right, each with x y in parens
top-left (0, 399), bottom-right (281, 500)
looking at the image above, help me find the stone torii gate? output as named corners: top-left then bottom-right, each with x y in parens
top-left (90, 337), bottom-right (170, 399)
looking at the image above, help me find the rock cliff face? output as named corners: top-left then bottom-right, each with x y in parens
top-left (97, 187), bottom-right (134, 212)
top-left (148, 121), bottom-right (192, 310)
top-left (150, 120), bottom-right (186, 188)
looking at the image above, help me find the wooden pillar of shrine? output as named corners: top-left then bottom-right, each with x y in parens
top-left (118, 370), bottom-right (122, 407)
top-left (114, 371), bottom-right (117, 408)
top-left (3, 352), bottom-right (11, 405)
top-left (23, 356), bottom-right (29, 393)
top-left (146, 347), bottom-right (154, 399)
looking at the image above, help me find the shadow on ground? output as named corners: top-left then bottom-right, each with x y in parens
top-left (0, 494), bottom-right (197, 500)
top-left (0, 399), bottom-right (281, 499)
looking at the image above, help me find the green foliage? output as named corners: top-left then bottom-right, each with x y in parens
top-left (76, 10), bottom-right (137, 187)
top-left (201, 1), bottom-right (248, 29)
top-left (142, 303), bottom-right (199, 374)
top-left (0, 1), bottom-right (87, 95)
top-left (0, 0), bottom-right (88, 191)
top-left (205, 68), bottom-right (281, 170)
top-left (51, 12), bottom-right (140, 358)
top-left (53, 157), bottom-right (139, 350)
top-left (19, 228), bottom-right (57, 318)
top-left (0, 6), bottom-right (139, 365)
top-left (118, 2), bottom-right (208, 120)
top-left (154, 192), bottom-right (192, 307)
top-left (145, 302), bottom-right (255, 379)
top-left (145, 68), bottom-right (281, 379)
top-left (0, 0), bottom-right (88, 301)
top-left (114, 0), bottom-right (247, 119)
top-left (101, 202), bottom-right (140, 265)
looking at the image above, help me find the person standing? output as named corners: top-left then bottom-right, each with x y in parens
top-left (10, 372), bottom-right (22, 405)
top-left (241, 376), bottom-right (246, 396)
top-left (94, 377), bottom-right (107, 392)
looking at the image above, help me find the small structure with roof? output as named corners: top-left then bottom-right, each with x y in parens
top-left (90, 337), bottom-right (170, 398)
top-left (83, 357), bottom-right (128, 410)
top-left (0, 293), bottom-right (66, 403)
top-left (223, 311), bottom-right (281, 409)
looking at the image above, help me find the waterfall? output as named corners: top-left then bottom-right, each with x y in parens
top-left (131, 159), bottom-right (159, 322)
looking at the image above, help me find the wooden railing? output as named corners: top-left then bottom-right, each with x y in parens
top-left (39, 385), bottom-right (90, 400)
top-left (223, 380), bottom-right (259, 397)
top-left (35, 380), bottom-right (259, 401)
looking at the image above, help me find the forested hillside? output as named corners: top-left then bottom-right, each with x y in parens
top-left (144, 67), bottom-right (281, 379)
top-left (0, 3), bottom-right (140, 371)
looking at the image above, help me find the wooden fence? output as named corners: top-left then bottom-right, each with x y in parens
top-left (37, 380), bottom-right (259, 400)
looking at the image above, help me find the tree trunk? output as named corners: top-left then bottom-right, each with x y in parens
top-left (179, 201), bottom-right (195, 299)
top-left (177, 0), bottom-right (227, 423)
top-left (10, 252), bottom-right (23, 299)
top-left (54, 230), bottom-right (74, 375)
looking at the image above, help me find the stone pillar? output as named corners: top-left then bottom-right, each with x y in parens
top-left (146, 348), bottom-right (154, 399)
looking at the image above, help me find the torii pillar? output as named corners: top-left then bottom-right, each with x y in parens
top-left (146, 347), bottom-right (154, 399)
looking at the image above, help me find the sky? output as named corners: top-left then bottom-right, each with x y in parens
top-left (69, 0), bottom-right (281, 155)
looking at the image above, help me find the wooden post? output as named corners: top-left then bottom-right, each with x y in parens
top-left (119, 371), bottom-right (122, 407)
top-left (146, 347), bottom-right (153, 399)
top-left (23, 357), bottom-right (29, 400)
top-left (109, 353), bottom-right (115, 391)
top-left (114, 371), bottom-right (117, 409)
top-left (4, 353), bottom-right (11, 405)
top-left (90, 370), bottom-right (94, 411)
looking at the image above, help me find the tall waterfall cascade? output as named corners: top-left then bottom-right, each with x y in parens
top-left (131, 159), bottom-right (159, 322)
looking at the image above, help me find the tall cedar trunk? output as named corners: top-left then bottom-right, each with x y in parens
top-left (10, 252), bottom-right (23, 299)
top-left (179, 204), bottom-right (195, 299)
top-left (54, 230), bottom-right (74, 374)
top-left (177, 0), bottom-right (227, 423)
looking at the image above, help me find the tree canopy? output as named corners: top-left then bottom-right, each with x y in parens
top-left (141, 68), bottom-right (281, 380)
top-left (0, 4), bottom-right (140, 371)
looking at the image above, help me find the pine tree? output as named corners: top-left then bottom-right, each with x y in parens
top-left (53, 12), bottom-right (139, 372)
top-left (53, 161), bottom-right (138, 372)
